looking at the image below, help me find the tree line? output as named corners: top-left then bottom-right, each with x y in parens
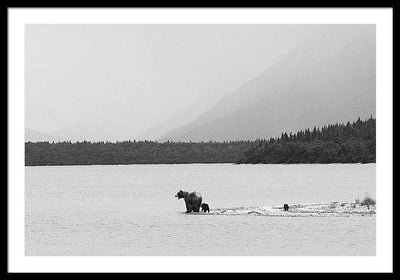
top-left (237, 116), bottom-right (375, 164)
top-left (25, 139), bottom-right (251, 166)
top-left (25, 116), bottom-right (375, 166)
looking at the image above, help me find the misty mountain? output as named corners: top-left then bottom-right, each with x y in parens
top-left (25, 128), bottom-right (64, 142)
top-left (52, 120), bottom-right (139, 143)
top-left (159, 27), bottom-right (375, 142)
top-left (137, 91), bottom-right (228, 140)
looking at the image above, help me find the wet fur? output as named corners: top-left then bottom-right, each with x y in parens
top-left (176, 190), bottom-right (202, 213)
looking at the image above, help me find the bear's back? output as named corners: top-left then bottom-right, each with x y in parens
top-left (184, 191), bottom-right (202, 202)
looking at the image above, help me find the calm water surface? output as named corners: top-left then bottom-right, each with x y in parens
top-left (25, 164), bottom-right (375, 255)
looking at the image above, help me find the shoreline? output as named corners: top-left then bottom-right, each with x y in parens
top-left (191, 201), bottom-right (376, 217)
top-left (25, 162), bottom-right (376, 167)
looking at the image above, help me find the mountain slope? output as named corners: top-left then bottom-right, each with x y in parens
top-left (159, 26), bottom-right (375, 142)
top-left (25, 128), bottom-right (64, 142)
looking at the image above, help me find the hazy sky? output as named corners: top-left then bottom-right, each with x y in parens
top-left (26, 24), bottom-right (324, 141)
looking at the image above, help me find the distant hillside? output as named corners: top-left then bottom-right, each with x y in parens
top-left (236, 117), bottom-right (375, 164)
top-left (159, 26), bottom-right (375, 142)
top-left (25, 128), bottom-right (64, 143)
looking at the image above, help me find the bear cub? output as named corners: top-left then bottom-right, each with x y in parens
top-left (201, 203), bottom-right (210, 213)
top-left (283, 204), bottom-right (289, 211)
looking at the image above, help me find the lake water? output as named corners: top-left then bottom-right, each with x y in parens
top-left (25, 164), bottom-right (376, 256)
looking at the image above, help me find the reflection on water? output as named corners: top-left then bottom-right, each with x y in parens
top-left (26, 164), bottom-right (376, 255)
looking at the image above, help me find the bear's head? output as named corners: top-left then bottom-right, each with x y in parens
top-left (175, 190), bottom-right (185, 200)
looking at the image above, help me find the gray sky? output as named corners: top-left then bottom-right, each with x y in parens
top-left (26, 24), bottom-right (323, 141)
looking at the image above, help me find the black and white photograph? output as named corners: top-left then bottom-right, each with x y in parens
top-left (7, 7), bottom-right (393, 273)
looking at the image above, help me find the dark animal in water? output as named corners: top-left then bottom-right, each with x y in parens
top-left (175, 190), bottom-right (202, 213)
top-left (283, 204), bottom-right (289, 211)
top-left (201, 203), bottom-right (210, 213)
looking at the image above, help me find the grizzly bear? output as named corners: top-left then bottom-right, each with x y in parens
top-left (201, 203), bottom-right (210, 213)
top-left (283, 204), bottom-right (289, 211)
top-left (175, 190), bottom-right (202, 213)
